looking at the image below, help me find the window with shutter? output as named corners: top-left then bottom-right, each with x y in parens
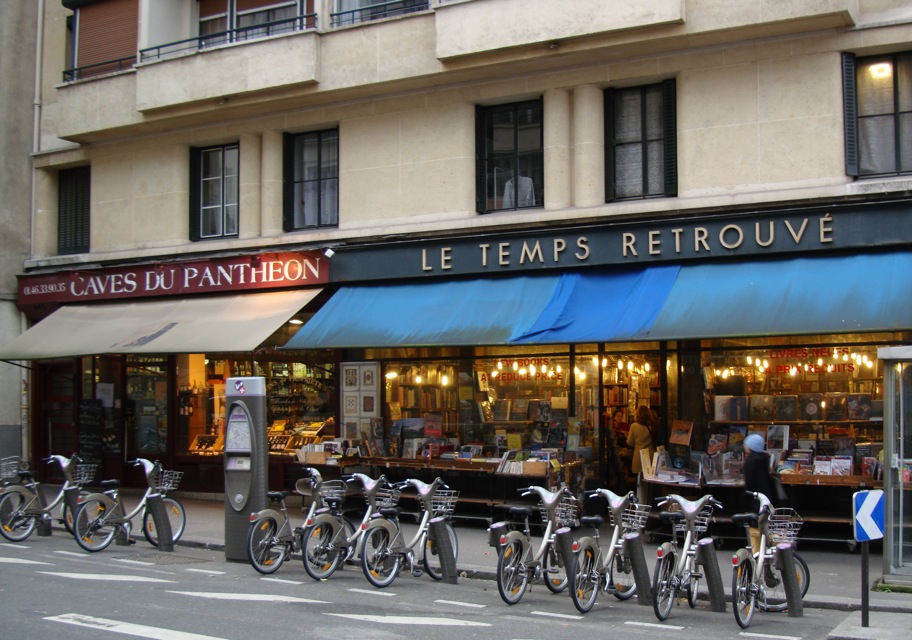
top-left (189, 144), bottom-right (239, 241)
top-left (58, 166), bottom-right (90, 255)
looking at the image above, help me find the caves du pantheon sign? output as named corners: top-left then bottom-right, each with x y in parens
top-left (331, 200), bottom-right (912, 282)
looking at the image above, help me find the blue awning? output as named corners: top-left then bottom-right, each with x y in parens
top-left (282, 275), bottom-right (562, 348)
top-left (647, 252), bottom-right (912, 339)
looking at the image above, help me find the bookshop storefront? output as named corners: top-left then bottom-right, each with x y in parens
top-left (0, 251), bottom-right (335, 490)
top-left (284, 198), bottom-right (912, 539)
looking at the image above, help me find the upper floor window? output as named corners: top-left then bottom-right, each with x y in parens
top-left (58, 166), bottom-right (91, 255)
top-left (237, 1), bottom-right (298, 39)
top-left (476, 100), bottom-right (544, 214)
top-left (604, 80), bottom-right (677, 201)
top-left (190, 144), bottom-right (239, 241)
top-left (283, 130), bottom-right (339, 230)
top-left (333, 1), bottom-right (429, 27)
top-left (843, 51), bottom-right (912, 177)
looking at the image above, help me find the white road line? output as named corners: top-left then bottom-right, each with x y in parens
top-left (530, 611), bottom-right (583, 620)
top-left (625, 620), bottom-right (685, 630)
top-left (37, 571), bottom-right (173, 583)
top-left (0, 557), bottom-right (52, 565)
top-left (1, 542), bottom-right (30, 549)
top-left (434, 599), bottom-right (486, 608)
top-left (740, 632), bottom-right (804, 640)
top-left (115, 558), bottom-right (155, 566)
top-left (325, 614), bottom-right (490, 627)
top-left (185, 568), bottom-right (225, 575)
top-left (348, 587), bottom-right (396, 597)
top-left (45, 613), bottom-right (227, 640)
top-left (54, 550), bottom-right (87, 557)
top-left (167, 591), bottom-right (327, 604)
top-left (260, 576), bottom-right (304, 585)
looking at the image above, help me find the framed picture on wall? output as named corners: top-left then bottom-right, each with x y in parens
top-left (343, 393), bottom-right (359, 416)
top-left (343, 366), bottom-right (359, 390)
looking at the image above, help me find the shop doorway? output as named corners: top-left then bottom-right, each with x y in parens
top-left (35, 360), bottom-right (78, 463)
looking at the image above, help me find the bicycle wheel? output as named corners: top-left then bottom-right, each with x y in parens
top-left (423, 520), bottom-right (459, 581)
top-left (686, 554), bottom-right (701, 608)
top-left (496, 537), bottom-right (529, 604)
top-left (542, 541), bottom-right (569, 593)
top-left (0, 492), bottom-right (36, 542)
top-left (652, 551), bottom-right (677, 621)
top-left (732, 556), bottom-right (756, 628)
top-left (143, 498), bottom-right (186, 547)
top-left (303, 520), bottom-right (344, 580)
top-left (611, 550), bottom-right (637, 600)
top-left (758, 551), bottom-right (810, 612)
top-left (570, 538), bottom-right (600, 613)
top-left (73, 499), bottom-right (118, 552)
top-left (247, 517), bottom-right (286, 574)
top-left (360, 526), bottom-right (400, 588)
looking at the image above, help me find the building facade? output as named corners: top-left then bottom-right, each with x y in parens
top-left (3, 0), bottom-right (912, 575)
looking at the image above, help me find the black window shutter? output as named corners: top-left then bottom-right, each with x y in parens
top-left (662, 79), bottom-right (678, 196)
top-left (189, 147), bottom-right (201, 241)
top-left (57, 166), bottom-right (90, 255)
top-left (842, 52), bottom-right (859, 177)
top-left (603, 89), bottom-right (616, 202)
top-left (282, 133), bottom-right (295, 231)
top-left (475, 105), bottom-right (486, 213)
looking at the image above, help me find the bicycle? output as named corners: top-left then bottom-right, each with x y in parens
top-left (72, 458), bottom-right (186, 552)
top-left (651, 492), bottom-right (723, 621)
top-left (359, 476), bottom-right (459, 588)
top-left (731, 490), bottom-right (811, 628)
top-left (569, 488), bottom-right (651, 613)
top-left (300, 471), bottom-right (393, 580)
top-left (494, 485), bottom-right (578, 605)
top-left (0, 454), bottom-right (97, 542)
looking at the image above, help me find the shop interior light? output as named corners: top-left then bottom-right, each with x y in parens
top-left (592, 356), bottom-right (599, 367)
top-left (512, 361), bottom-right (518, 371)
top-left (870, 62), bottom-right (892, 78)
top-left (288, 318), bottom-right (303, 325)
top-left (497, 361), bottom-right (503, 370)
top-left (644, 362), bottom-right (650, 372)
top-left (519, 368), bottom-right (527, 375)
top-left (627, 361), bottom-right (634, 371)
top-left (415, 375), bottom-right (422, 383)
top-left (490, 370), bottom-right (499, 378)
top-left (385, 371), bottom-right (397, 379)
top-left (602, 357), bottom-right (608, 367)
top-left (556, 365), bottom-right (562, 373)
top-left (441, 375), bottom-right (448, 386)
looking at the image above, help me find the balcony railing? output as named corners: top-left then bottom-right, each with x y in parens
top-left (139, 14), bottom-right (317, 64)
top-left (331, 0), bottom-right (429, 28)
top-left (62, 55), bottom-right (137, 82)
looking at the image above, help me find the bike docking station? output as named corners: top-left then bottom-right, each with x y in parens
top-left (429, 516), bottom-right (458, 583)
top-left (773, 542), bottom-right (804, 617)
top-left (622, 531), bottom-right (653, 607)
top-left (224, 377), bottom-right (269, 561)
top-left (696, 536), bottom-right (727, 612)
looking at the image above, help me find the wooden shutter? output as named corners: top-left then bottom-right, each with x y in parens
top-left (189, 147), bottom-right (202, 242)
top-left (662, 79), bottom-right (678, 196)
top-left (282, 133), bottom-right (295, 232)
top-left (842, 52), bottom-right (859, 177)
top-left (603, 88), bottom-right (616, 202)
top-left (76, 0), bottom-right (138, 68)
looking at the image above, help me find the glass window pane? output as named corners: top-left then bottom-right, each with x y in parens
top-left (321, 178), bottom-right (339, 225)
top-left (900, 112), bottom-right (912, 172)
top-left (321, 132), bottom-right (339, 177)
top-left (616, 143), bottom-right (642, 198)
top-left (224, 146), bottom-right (239, 176)
top-left (293, 183), bottom-right (306, 228)
top-left (224, 175), bottom-right (238, 206)
top-left (202, 149), bottom-right (222, 179)
top-left (616, 90), bottom-right (642, 144)
top-left (858, 59), bottom-right (895, 117)
top-left (859, 115), bottom-right (895, 174)
top-left (646, 140), bottom-right (665, 195)
top-left (302, 136), bottom-right (320, 180)
top-left (644, 86), bottom-right (664, 140)
top-left (201, 207), bottom-right (221, 237)
top-left (224, 204), bottom-right (238, 235)
top-left (202, 178), bottom-right (222, 206)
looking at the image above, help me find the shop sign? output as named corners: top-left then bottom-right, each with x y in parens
top-left (18, 251), bottom-right (326, 307)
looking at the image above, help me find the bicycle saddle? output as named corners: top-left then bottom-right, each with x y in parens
top-left (580, 515), bottom-right (605, 527)
top-left (731, 513), bottom-right (759, 527)
top-left (267, 490), bottom-right (290, 501)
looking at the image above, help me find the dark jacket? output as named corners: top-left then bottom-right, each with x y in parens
top-left (742, 450), bottom-right (774, 512)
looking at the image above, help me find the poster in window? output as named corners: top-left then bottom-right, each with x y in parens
top-left (343, 366), bottom-right (359, 390)
top-left (343, 393), bottom-right (359, 416)
top-left (361, 392), bottom-right (377, 417)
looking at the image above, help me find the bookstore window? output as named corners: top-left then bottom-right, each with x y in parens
top-left (476, 100), bottom-right (544, 213)
top-left (283, 129), bottom-right (339, 231)
top-left (190, 144), bottom-right (239, 241)
top-left (58, 165), bottom-right (90, 255)
top-left (604, 80), bottom-right (677, 201)
top-left (843, 51), bottom-right (912, 177)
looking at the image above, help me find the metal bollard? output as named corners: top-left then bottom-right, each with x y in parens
top-left (696, 537), bottom-right (726, 612)
top-left (622, 532), bottom-right (653, 606)
top-left (37, 514), bottom-right (52, 536)
top-left (553, 526), bottom-right (575, 582)
top-left (428, 517), bottom-right (457, 584)
top-left (145, 493), bottom-right (174, 552)
top-left (775, 543), bottom-right (804, 617)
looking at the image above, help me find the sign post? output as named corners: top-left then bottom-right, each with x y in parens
top-left (852, 489), bottom-right (885, 628)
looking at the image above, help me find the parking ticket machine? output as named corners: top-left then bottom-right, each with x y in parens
top-left (224, 377), bottom-right (267, 561)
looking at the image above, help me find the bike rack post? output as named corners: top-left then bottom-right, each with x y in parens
top-left (428, 516), bottom-right (457, 584)
top-left (37, 514), bottom-right (52, 536)
top-left (774, 542), bottom-right (803, 617)
top-left (145, 493), bottom-right (174, 552)
top-left (622, 532), bottom-right (653, 606)
top-left (696, 537), bottom-right (726, 612)
top-left (553, 526), bottom-right (575, 578)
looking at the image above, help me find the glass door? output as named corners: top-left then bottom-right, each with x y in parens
top-left (885, 361), bottom-right (912, 576)
top-left (126, 356), bottom-right (170, 457)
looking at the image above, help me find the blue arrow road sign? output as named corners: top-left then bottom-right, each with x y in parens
top-left (853, 489), bottom-right (885, 542)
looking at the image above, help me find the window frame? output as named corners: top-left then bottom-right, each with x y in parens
top-left (189, 144), bottom-right (240, 242)
top-left (282, 129), bottom-right (340, 231)
top-left (604, 79), bottom-right (677, 202)
top-left (58, 165), bottom-right (91, 256)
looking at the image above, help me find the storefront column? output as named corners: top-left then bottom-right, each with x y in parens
top-left (260, 130), bottom-right (284, 237)
top-left (239, 133), bottom-right (262, 239)
top-left (572, 84), bottom-right (605, 207)
top-left (543, 88), bottom-right (571, 211)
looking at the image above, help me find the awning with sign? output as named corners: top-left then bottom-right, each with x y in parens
top-left (0, 289), bottom-right (320, 360)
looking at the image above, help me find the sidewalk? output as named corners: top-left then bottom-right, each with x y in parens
top-left (124, 493), bottom-right (912, 640)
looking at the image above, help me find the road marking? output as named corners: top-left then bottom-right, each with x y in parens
top-left (739, 632), bottom-right (803, 640)
top-left (37, 572), bottom-right (173, 583)
top-left (0, 557), bottom-right (52, 565)
top-left (54, 550), bottom-right (87, 557)
top-left (185, 568), bottom-right (226, 575)
top-left (531, 611), bottom-right (583, 620)
top-left (325, 614), bottom-right (490, 627)
top-left (45, 613), bottom-right (227, 639)
top-left (625, 620), bottom-right (685, 630)
top-left (115, 558), bottom-right (156, 566)
top-left (167, 591), bottom-right (327, 604)
top-left (348, 587), bottom-right (396, 597)
top-left (434, 599), bottom-right (486, 608)
top-left (1, 542), bottom-right (30, 549)
top-left (261, 576), bottom-right (304, 585)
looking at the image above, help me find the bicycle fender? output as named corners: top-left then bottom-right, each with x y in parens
top-left (361, 516), bottom-right (398, 538)
top-left (732, 548), bottom-right (753, 566)
top-left (499, 529), bottom-right (527, 554)
top-left (574, 535), bottom-right (598, 553)
top-left (657, 541), bottom-right (675, 560)
top-left (78, 492), bottom-right (117, 511)
top-left (0, 485), bottom-right (36, 501)
top-left (305, 511), bottom-right (339, 529)
top-left (249, 507), bottom-right (283, 523)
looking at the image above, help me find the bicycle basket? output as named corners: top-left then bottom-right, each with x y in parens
top-left (615, 503), bottom-right (651, 533)
top-left (541, 494), bottom-right (579, 528)
top-left (429, 489), bottom-right (459, 517)
top-left (374, 486), bottom-right (401, 509)
top-left (155, 469), bottom-right (183, 492)
top-left (768, 507), bottom-right (803, 544)
top-left (318, 479), bottom-right (347, 503)
top-left (73, 463), bottom-right (98, 486)
top-left (1, 456), bottom-right (22, 481)
top-left (671, 503), bottom-right (713, 535)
